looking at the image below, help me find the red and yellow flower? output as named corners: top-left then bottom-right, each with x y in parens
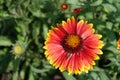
top-left (117, 39), bottom-right (120, 52)
top-left (44, 16), bottom-right (104, 74)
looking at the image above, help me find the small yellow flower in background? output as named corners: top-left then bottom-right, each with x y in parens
top-left (60, 3), bottom-right (68, 11)
top-left (12, 43), bottom-right (25, 56)
top-left (44, 16), bottom-right (104, 75)
top-left (13, 44), bottom-right (23, 55)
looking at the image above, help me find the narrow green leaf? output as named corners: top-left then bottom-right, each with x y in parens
top-left (105, 29), bottom-right (117, 46)
top-left (62, 72), bottom-right (76, 80)
top-left (20, 70), bottom-right (25, 80)
top-left (90, 0), bottom-right (103, 6)
top-left (0, 0), bottom-right (4, 4)
top-left (30, 65), bottom-right (49, 73)
top-left (12, 58), bottom-right (21, 72)
top-left (102, 3), bottom-right (117, 13)
top-left (42, 24), bottom-right (49, 39)
top-left (28, 70), bottom-right (35, 80)
top-left (105, 45), bottom-right (118, 54)
top-left (67, 0), bottom-right (79, 5)
top-left (106, 22), bottom-right (113, 30)
top-left (98, 71), bottom-right (110, 80)
top-left (13, 71), bottom-right (19, 80)
top-left (0, 36), bottom-right (12, 46)
top-left (90, 72), bottom-right (101, 80)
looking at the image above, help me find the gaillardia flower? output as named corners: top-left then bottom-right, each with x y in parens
top-left (117, 39), bottom-right (120, 52)
top-left (60, 3), bottom-right (68, 11)
top-left (44, 16), bottom-right (104, 74)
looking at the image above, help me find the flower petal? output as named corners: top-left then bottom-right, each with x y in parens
top-left (77, 20), bottom-right (84, 35)
top-left (84, 34), bottom-right (104, 48)
top-left (51, 52), bottom-right (66, 69)
top-left (62, 17), bottom-right (77, 34)
top-left (85, 46), bottom-right (103, 55)
top-left (67, 54), bottom-right (74, 74)
top-left (74, 53), bottom-right (84, 74)
top-left (45, 26), bottom-right (67, 44)
top-left (59, 54), bottom-right (68, 72)
top-left (77, 21), bottom-right (93, 37)
top-left (45, 44), bottom-right (63, 58)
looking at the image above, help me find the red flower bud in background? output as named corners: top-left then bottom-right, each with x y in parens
top-left (117, 39), bottom-right (120, 52)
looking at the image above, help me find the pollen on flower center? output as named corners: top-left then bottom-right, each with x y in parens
top-left (62, 34), bottom-right (82, 53)
top-left (66, 34), bottom-right (80, 48)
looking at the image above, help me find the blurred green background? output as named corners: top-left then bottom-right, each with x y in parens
top-left (0, 0), bottom-right (120, 80)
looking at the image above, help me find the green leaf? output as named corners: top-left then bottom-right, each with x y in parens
top-left (0, 52), bottom-right (12, 73)
top-left (104, 43), bottom-right (118, 54)
top-left (85, 12), bottom-right (93, 19)
top-left (90, 67), bottom-right (110, 80)
top-left (30, 65), bottom-right (49, 73)
top-left (106, 22), bottom-right (113, 30)
top-left (20, 70), bottom-right (25, 80)
top-left (0, 11), bottom-right (9, 18)
top-left (106, 0), bottom-right (114, 3)
top-left (28, 70), bottom-right (35, 80)
top-left (90, 0), bottom-right (103, 6)
top-left (13, 71), bottom-right (19, 80)
top-left (42, 24), bottom-right (49, 39)
top-left (32, 21), bottom-right (40, 43)
top-left (102, 3), bottom-right (117, 13)
top-left (62, 72), bottom-right (76, 80)
top-left (106, 30), bottom-right (117, 46)
top-left (12, 58), bottom-right (21, 72)
top-left (115, 16), bottom-right (120, 22)
top-left (0, 36), bottom-right (12, 46)
top-left (90, 72), bottom-right (101, 80)
top-left (67, 0), bottom-right (79, 5)
top-left (98, 71), bottom-right (110, 80)
top-left (0, 0), bottom-right (4, 4)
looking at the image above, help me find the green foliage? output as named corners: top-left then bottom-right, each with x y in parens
top-left (0, 0), bottom-right (120, 80)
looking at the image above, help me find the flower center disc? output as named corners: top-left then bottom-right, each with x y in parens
top-left (66, 34), bottom-right (80, 48)
top-left (62, 5), bottom-right (67, 9)
top-left (62, 34), bottom-right (82, 53)
top-left (61, 3), bottom-right (68, 10)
